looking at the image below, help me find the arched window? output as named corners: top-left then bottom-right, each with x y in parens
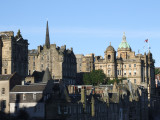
top-left (108, 55), bottom-right (111, 59)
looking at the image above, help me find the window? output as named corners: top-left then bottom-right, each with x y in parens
top-left (41, 64), bottom-right (43, 69)
top-left (124, 70), bottom-right (126, 75)
top-left (41, 56), bottom-right (43, 60)
top-left (134, 79), bottom-right (136, 83)
top-left (134, 70), bottom-right (136, 76)
top-left (108, 55), bottom-right (111, 59)
top-left (28, 70), bottom-right (31, 75)
top-left (23, 94), bottom-right (26, 100)
top-left (124, 65), bottom-right (126, 68)
top-left (33, 56), bottom-right (35, 60)
top-left (33, 62), bottom-right (35, 66)
top-left (120, 70), bottom-right (121, 75)
top-left (129, 70), bottom-right (131, 75)
top-left (108, 70), bottom-right (111, 75)
top-left (28, 57), bottom-right (30, 60)
top-left (47, 56), bottom-right (49, 60)
top-left (1, 100), bottom-right (6, 109)
top-left (117, 70), bottom-right (119, 76)
top-left (1, 88), bottom-right (5, 95)
top-left (134, 64), bottom-right (136, 67)
top-left (129, 64), bottom-right (131, 67)
top-left (33, 93), bottom-right (36, 100)
top-left (4, 69), bottom-right (7, 74)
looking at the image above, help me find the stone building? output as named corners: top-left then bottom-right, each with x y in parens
top-left (95, 33), bottom-right (155, 100)
top-left (28, 21), bottom-right (77, 85)
top-left (0, 31), bottom-right (28, 78)
top-left (9, 68), bottom-right (53, 119)
top-left (0, 73), bottom-right (22, 113)
top-left (75, 53), bottom-right (94, 73)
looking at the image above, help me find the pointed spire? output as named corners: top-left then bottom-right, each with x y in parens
top-left (42, 67), bottom-right (52, 83)
top-left (45, 21), bottom-right (50, 49)
top-left (122, 32), bottom-right (126, 42)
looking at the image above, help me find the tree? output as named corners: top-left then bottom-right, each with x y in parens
top-left (83, 70), bottom-right (106, 85)
top-left (107, 77), bottom-right (127, 85)
top-left (155, 68), bottom-right (160, 75)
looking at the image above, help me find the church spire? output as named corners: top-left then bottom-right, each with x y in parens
top-left (45, 21), bottom-right (50, 48)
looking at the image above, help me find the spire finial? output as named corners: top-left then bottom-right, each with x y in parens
top-left (45, 21), bottom-right (50, 49)
top-left (110, 42), bottom-right (111, 46)
top-left (122, 32), bottom-right (126, 42)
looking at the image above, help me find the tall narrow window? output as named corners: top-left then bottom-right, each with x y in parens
top-left (134, 79), bottom-right (136, 83)
top-left (117, 70), bottom-right (119, 76)
top-left (134, 70), bottom-right (136, 76)
top-left (4, 69), bottom-right (7, 74)
top-left (134, 64), bottom-right (136, 67)
top-left (129, 70), bottom-right (131, 75)
top-left (28, 70), bottom-right (31, 75)
top-left (1, 88), bottom-right (5, 95)
top-left (124, 70), bottom-right (126, 75)
top-left (2, 100), bottom-right (6, 109)
top-left (129, 64), bottom-right (131, 67)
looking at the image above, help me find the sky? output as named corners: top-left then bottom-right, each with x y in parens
top-left (0, 0), bottom-right (160, 66)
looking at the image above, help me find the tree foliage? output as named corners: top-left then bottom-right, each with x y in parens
top-left (107, 77), bottom-right (127, 85)
top-left (83, 70), bottom-right (106, 85)
top-left (155, 68), bottom-right (160, 75)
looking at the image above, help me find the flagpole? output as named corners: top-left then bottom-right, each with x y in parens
top-left (148, 39), bottom-right (149, 52)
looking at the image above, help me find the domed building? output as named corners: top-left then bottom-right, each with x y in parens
top-left (95, 33), bottom-right (155, 99)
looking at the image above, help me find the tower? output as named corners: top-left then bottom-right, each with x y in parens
top-left (0, 31), bottom-right (28, 78)
top-left (105, 42), bottom-right (117, 79)
top-left (117, 32), bottom-right (131, 59)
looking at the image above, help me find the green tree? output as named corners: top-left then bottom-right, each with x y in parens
top-left (83, 70), bottom-right (106, 85)
top-left (107, 77), bottom-right (127, 85)
top-left (83, 73), bottom-right (92, 85)
top-left (155, 68), bottom-right (160, 75)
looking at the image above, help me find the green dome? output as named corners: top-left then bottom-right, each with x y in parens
top-left (118, 42), bottom-right (131, 49)
top-left (118, 32), bottom-right (131, 49)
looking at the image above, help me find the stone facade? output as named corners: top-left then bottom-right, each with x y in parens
top-left (76, 53), bottom-right (95, 73)
top-left (0, 73), bottom-right (22, 113)
top-left (28, 21), bottom-right (77, 85)
top-left (0, 31), bottom-right (28, 79)
top-left (95, 33), bottom-right (155, 100)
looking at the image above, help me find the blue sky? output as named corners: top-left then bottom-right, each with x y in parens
top-left (0, 0), bottom-right (160, 66)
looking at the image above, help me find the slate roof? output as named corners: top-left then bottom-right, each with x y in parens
top-left (0, 74), bottom-right (13, 80)
top-left (10, 84), bottom-right (46, 92)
